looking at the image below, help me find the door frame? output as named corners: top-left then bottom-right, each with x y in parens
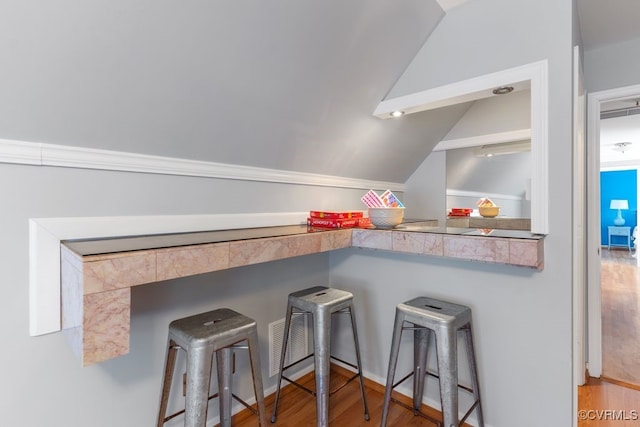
top-left (586, 82), bottom-right (640, 377)
top-left (573, 46), bottom-right (586, 390)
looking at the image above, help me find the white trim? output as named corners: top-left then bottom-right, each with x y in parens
top-left (572, 45), bottom-right (586, 427)
top-left (529, 60), bottom-right (549, 235)
top-left (433, 129), bottom-right (531, 152)
top-left (601, 160), bottom-right (640, 170)
top-left (29, 212), bottom-right (309, 336)
top-left (0, 138), bottom-right (405, 192)
top-left (587, 82), bottom-right (640, 379)
top-left (373, 63), bottom-right (535, 119)
top-left (374, 60), bottom-right (548, 234)
top-left (0, 138), bottom-right (41, 165)
top-left (446, 188), bottom-right (523, 201)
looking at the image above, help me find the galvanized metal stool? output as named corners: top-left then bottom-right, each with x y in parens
top-left (157, 308), bottom-right (267, 427)
top-left (380, 297), bottom-right (484, 427)
top-left (271, 286), bottom-right (370, 427)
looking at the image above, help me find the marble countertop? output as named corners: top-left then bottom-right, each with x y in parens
top-left (63, 220), bottom-right (541, 257)
top-left (395, 222), bottom-right (542, 239)
top-left (60, 219), bottom-right (544, 366)
top-left (63, 224), bottom-right (315, 256)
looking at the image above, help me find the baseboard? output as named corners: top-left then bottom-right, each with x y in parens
top-left (599, 376), bottom-right (640, 392)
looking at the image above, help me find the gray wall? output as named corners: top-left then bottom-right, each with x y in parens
top-left (333, 0), bottom-right (575, 425)
top-left (3, 1), bottom-right (580, 426)
top-left (404, 150), bottom-right (447, 224)
top-left (4, 163), bottom-right (369, 426)
top-left (0, 0), bottom-right (452, 184)
top-left (444, 89), bottom-right (531, 140)
top-left (584, 36), bottom-right (640, 92)
top-left (446, 148), bottom-right (531, 197)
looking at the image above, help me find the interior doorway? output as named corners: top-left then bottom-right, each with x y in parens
top-left (600, 246), bottom-right (640, 387)
top-left (587, 83), bottom-right (640, 381)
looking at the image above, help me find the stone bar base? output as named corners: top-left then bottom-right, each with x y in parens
top-left (60, 225), bottom-right (542, 366)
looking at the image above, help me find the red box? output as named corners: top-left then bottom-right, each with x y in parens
top-left (307, 217), bottom-right (359, 229)
top-left (448, 208), bottom-right (473, 217)
top-left (309, 210), bottom-right (364, 219)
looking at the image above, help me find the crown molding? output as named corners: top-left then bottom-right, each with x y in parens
top-left (433, 129), bottom-right (531, 151)
top-left (0, 138), bottom-right (405, 192)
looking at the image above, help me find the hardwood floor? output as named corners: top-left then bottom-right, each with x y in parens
top-left (228, 250), bottom-right (640, 426)
top-left (230, 371), bottom-right (640, 427)
top-left (601, 247), bottom-right (640, 386)
top-left (231, 364), bottom-right (472, 427)
top-left (579, 377), bottom-right (640, 426)
top-left (574, 248), bottom-right (640, 426)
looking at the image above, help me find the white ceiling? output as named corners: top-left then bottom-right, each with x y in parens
top-left (600, 114), bottom-right (640, 164)
top-left (577, 0), bottom-right (640, 51)
top-left (0, 0), bottom-right (453, 183)
top-left (2, 1), bottom-right (640, 183)
top-left (576, 1), bottom-right (640, 166)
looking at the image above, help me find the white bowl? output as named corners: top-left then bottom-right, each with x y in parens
top-left (368, 207), bottom-right (405, 229)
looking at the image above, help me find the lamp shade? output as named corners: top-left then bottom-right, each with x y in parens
top-left (610, 199), bottom-right (629, 210)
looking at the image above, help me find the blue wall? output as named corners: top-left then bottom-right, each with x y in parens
top-left (601, 169), bottom-right (637, 246)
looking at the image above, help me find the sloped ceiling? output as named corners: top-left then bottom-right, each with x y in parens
top-left (577, 0), bottom-right (640, 51)
top-left (0, 0), bottom-right (472, 183)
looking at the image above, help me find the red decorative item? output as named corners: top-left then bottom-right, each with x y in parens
top-left (448, 208), bottom-right (473, 217)
top-left (307, 217), bottom-right (359, 229)
top-left (309, 211), bottom-right (364, 219)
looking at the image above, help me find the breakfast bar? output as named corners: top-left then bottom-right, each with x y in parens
top-left (60, 222), bottom-right (544, 366)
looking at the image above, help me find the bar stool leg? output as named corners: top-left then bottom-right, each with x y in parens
top-left (185, 345), bottom-right (215, 427)
top-left (271, 303), bottom-right (294, 423)
top-left (216, 347), bottom-right (233, 427)
top-left (413, 327), bottom-right (430, 413)
top-left (247, 327), bottom-right (268, 427)
top-left (157, 339), bottom-right (179, 427)
top-left (381, 309), bottom-right (405, 427)
top-left (462, 325), bottom-right (484, 427)
top-left (314, 309), bottom-right (331, 427)
top-left (435, 327), bottom-right (458, 427)
top-left (348, 305), bottom-right (370, 421)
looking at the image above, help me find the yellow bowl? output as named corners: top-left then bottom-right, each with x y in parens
top-left (368, 207), bottom-right (405, 229)
top-left (479, 206), bottom-right (500, 218)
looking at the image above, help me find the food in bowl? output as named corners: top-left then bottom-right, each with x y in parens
top-left (477, 197), bottom-right (499, 218)
top-left (478, 206), bottom-right (500, 218)
top-left (368, 207), bottom-right (405, 229)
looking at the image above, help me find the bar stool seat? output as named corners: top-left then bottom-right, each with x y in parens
top-left (157, 308), bottom-right (267, 427)
top-left (271, 286), bottom-right (370, 427)
top-left (381, 296), bottom-right (484, 427)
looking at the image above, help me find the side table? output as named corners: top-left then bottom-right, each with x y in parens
top-left (608, 226), bottom-right (631, 251)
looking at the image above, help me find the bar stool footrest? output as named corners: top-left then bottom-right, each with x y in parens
top-left (162, 391), bottom-right (258, 424)
top-left (280, 353), bottom-right (363, 397)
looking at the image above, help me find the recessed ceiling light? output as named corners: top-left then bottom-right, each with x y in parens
top-left (390, 111), bottom-right (404, 118)
top-left (492, 86), bottom-right (514, 95)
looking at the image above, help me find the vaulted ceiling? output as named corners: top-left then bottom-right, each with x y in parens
top-left (0, 0), bottom-right (465, 183)
top-left (1, 1), bottom-right (639, 184)
top-left (577, 0), bottom-right (640, 51)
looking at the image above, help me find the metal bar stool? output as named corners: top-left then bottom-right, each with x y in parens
top-left (157, 308), bottom-right (267, 427)
top-left (380, 297), bottom-right (484, 427)
top-left (271, 286), bottom-right (370, 427)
